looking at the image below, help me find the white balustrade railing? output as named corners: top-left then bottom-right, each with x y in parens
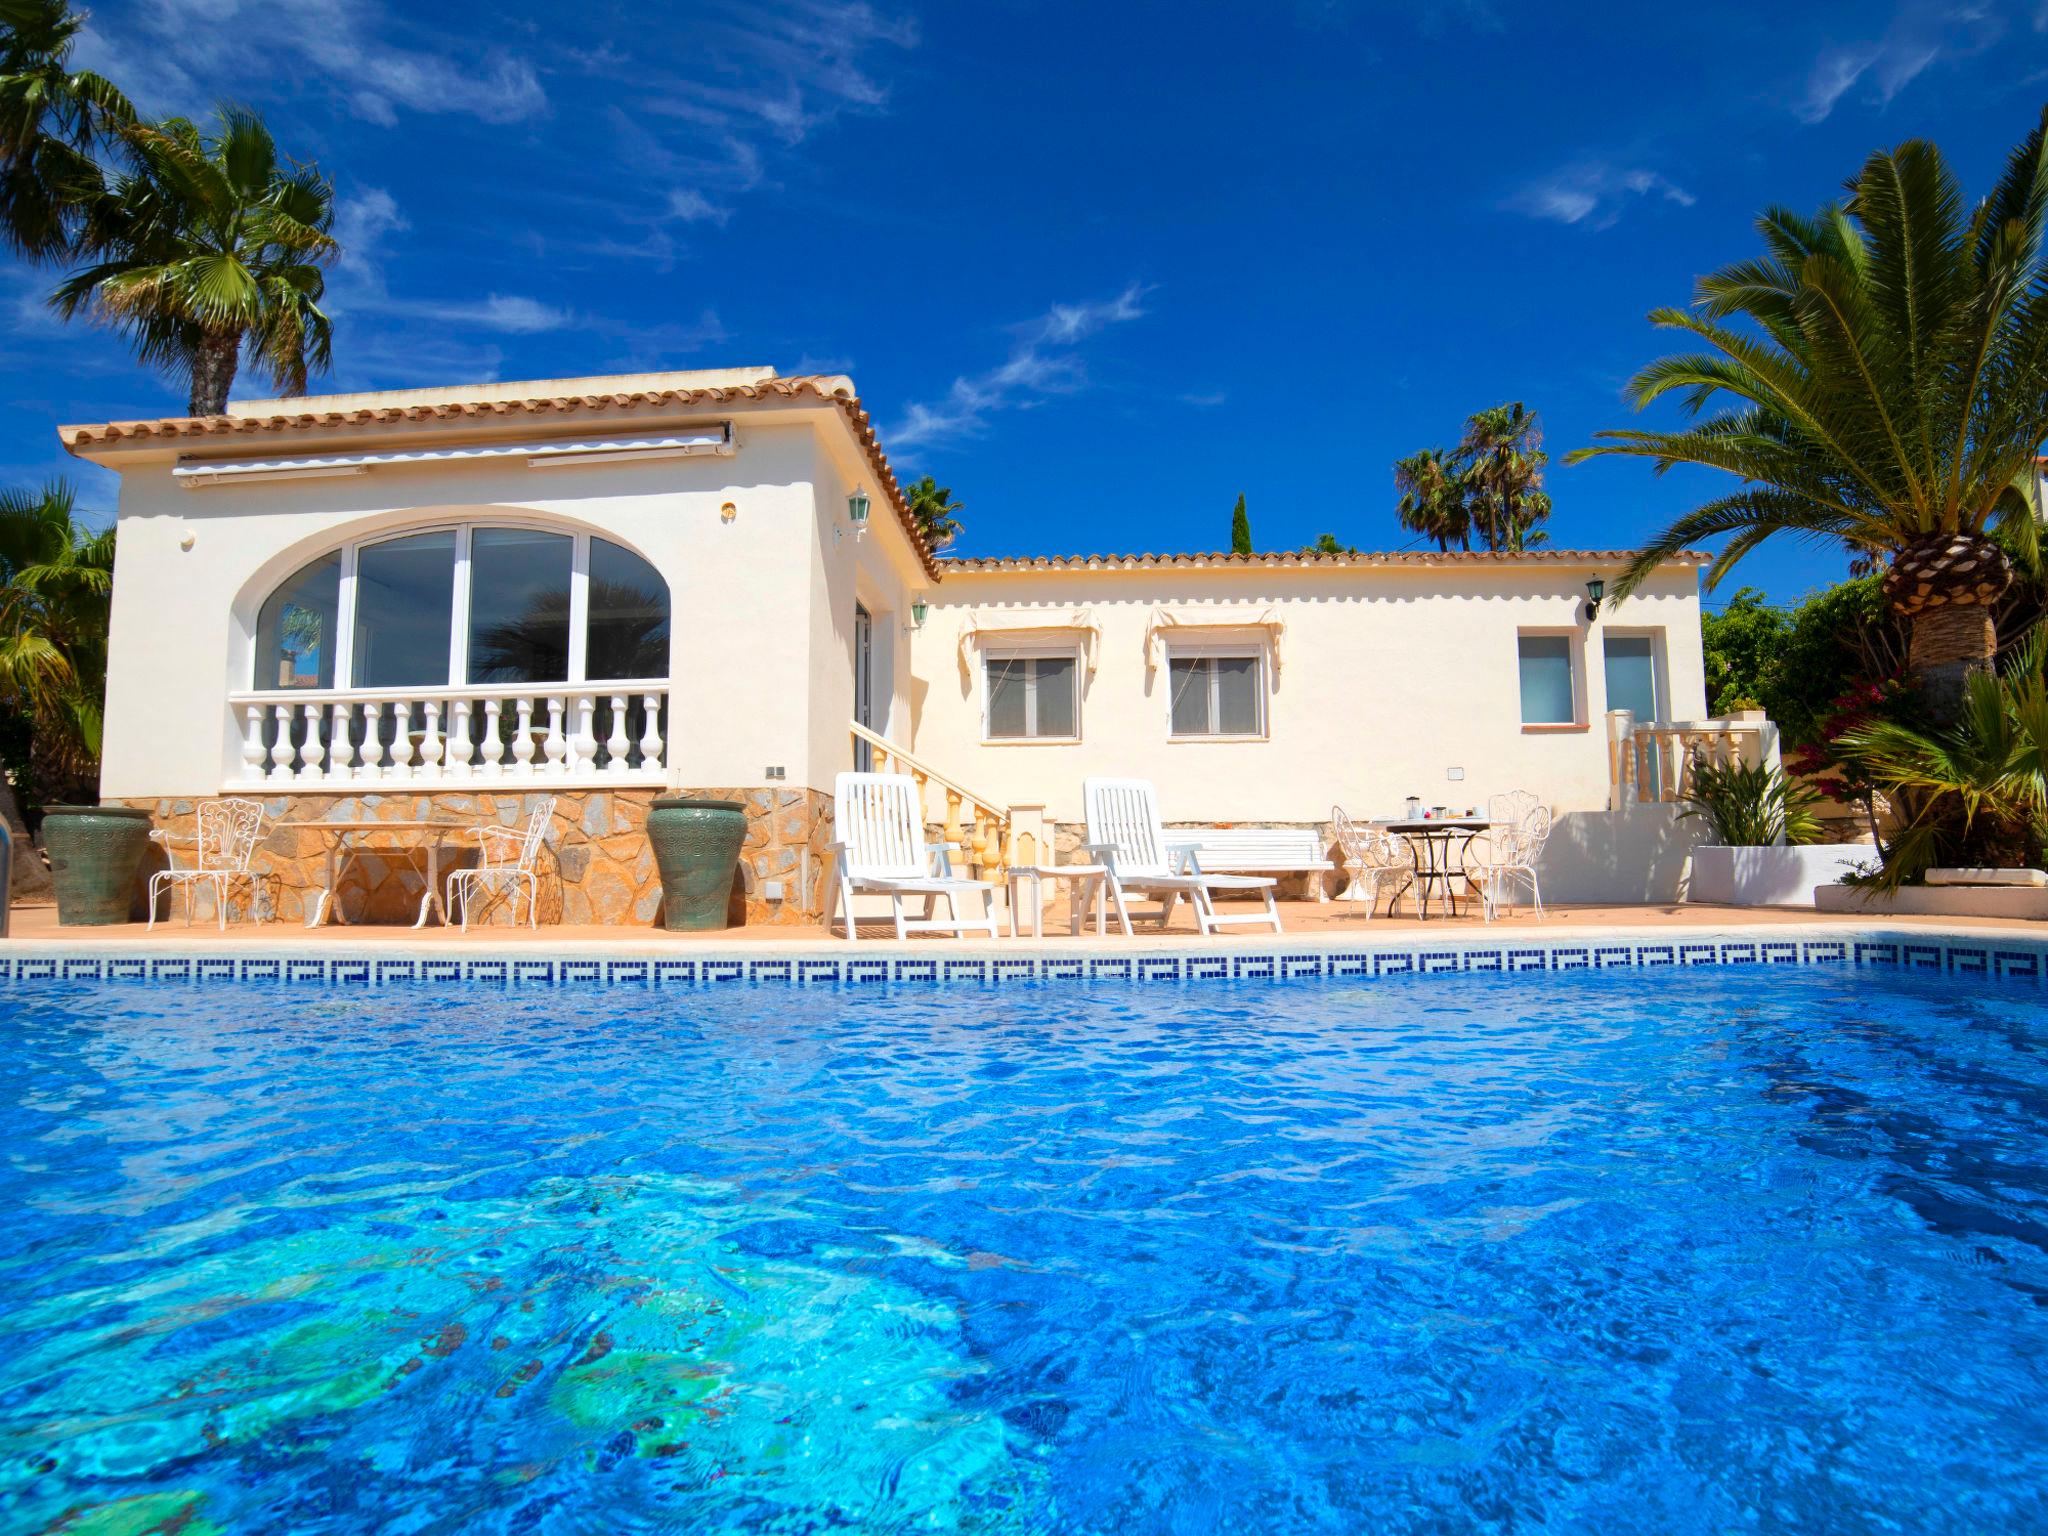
top-left (1606, 708), bottom-right (1779, 809)
top-left (229, 683), bottom-right (670, 789)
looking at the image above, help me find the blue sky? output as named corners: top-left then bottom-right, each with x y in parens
top-left (5, 0), bottom-right (2045, 605)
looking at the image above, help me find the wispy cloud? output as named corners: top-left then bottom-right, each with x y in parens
top-left (666, 189), bottom-right (734, 226)
top-left (1505, 162), bottom-right (1696, 230)
top-left (603, 2), bottom-right (916, 233)
top-left (1795, 1), bottom-right (2002, 124)
top-left (75, 0), bottom-right (545, 126)
top-left (890, 285), bottom-right (1151, 451)
top-left (327, 190), bottom-right (572, 333)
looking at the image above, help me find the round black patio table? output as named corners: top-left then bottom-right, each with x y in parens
top-left (1381, 818), bottom-right (1492, 920)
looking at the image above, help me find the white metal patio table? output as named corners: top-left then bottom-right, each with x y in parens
top-left (1003, 864), bottom-right (1113, 939)
top-left (1380, 819), bottom-right (1492, 921)
top-left (297, 819), bottom-right (468, 929)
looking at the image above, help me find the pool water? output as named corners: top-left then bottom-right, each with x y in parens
top-left (3, 967), bottom-right (2046, 1534)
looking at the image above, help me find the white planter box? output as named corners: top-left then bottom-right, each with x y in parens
top-left (1814, 883), bottom-right (2048, 920)
top-left (1687, 844), bottom-right (1873, 908)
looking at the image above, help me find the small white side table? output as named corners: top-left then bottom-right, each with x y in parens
top-left (1004, 864), bottom-right (1111, 939)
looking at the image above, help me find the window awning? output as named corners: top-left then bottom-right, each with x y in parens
top-left (1144, 606), bottom-right (1287, 675)
top-left (172, 424), bottom-right (735, 488)
top-left (956, 608), bottom-right (1100, 676)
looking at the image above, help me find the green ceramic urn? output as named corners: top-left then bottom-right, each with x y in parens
top-left (41, 805), bottom-right (153, 925)
top-left (646, 797), bottom-right (748, 931)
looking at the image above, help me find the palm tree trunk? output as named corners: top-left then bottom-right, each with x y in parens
top-left (187, 328), bottom-right (242, 416)
top-left (1907, 601), bottom-right (1997, 725)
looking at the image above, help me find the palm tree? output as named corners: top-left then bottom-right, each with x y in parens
top-left (0, 480), bottom-right (113, 807)
top-left (903, 475), bottom-right (963, 550)
top-left (54, 105), bottom-right (337, 415)
top-left (1460, 402), bottom-right (1552, 552)
top-left (1570, 108), bottom-right (2048, 723)
top-left (0, 0), bottom-right (133, 261)
top-left (1394, 447), bottom-right (1470, 551)
top-left (1834, 627), bottom-right (2048, 883)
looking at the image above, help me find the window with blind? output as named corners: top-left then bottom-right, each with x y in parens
top-left (983, 651), bottom-right (1079, 740)
top-left (1166, 649), bottom-right (1264, 738)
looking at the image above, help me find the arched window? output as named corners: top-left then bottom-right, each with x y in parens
top-left (251, 524), bottom-right (671, 691)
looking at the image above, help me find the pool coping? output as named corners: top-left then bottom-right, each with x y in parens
top-left (3, 919), bottom-right (2043, 988)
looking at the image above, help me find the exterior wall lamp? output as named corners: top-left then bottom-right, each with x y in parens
top-left (908, 595), bottom-right (929, 631)
top-left (846, 488), bottom-right (871, 538)
top-left (1584, 578), bottom-right (1605, 623)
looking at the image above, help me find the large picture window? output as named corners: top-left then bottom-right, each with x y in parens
top-left (251, 524), bottom-right (670, 692)
top-left (1167, 648), bottom-right (1264, 738)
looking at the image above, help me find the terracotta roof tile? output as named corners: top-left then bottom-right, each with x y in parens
top-left (936, 548), bottom-right (1712, 571)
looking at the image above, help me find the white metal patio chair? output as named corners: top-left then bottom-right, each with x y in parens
top-left (1330, 805), bottom-right (1414, 919)
top-left (446, 795), bottom-right (556, 931)
top-left (1469, 790), bottom-right (1551, 922)
top-left (148, 797), bottom-right (270, 931)
top-left (1082, 777), bottom-right (1283, 936)
top-left (826, 772), bottom-right (1000, 942)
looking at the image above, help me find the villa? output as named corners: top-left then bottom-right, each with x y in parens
top-left (61, 366), bottom-right (1737, 928)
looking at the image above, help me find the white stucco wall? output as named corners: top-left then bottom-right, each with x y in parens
top-left (906, 560), bottom-right (1707, 825)
top-left (89, 403), bottom-right (924, 800)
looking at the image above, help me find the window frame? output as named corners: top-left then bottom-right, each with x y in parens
top-left (1600, 627), bottom-right (1668, 725)
top-left (1164, 642), bottom-right (1269, 742)
top-left (250, 521), bottom-right (668, 693)
top-left (1515, 627), bottom-right (1586, 732)
top-left (980, 645), bottom-right (1084, 744)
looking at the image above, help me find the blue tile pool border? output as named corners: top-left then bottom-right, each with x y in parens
top-left (3, 928), bottom-right (2043, 991)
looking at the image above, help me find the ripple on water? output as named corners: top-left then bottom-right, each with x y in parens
top-left (0, 966), bottom-right (2045, 1533)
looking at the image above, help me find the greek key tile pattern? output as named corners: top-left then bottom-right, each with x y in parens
top-left (3, 932), bottom-right (2044, 990)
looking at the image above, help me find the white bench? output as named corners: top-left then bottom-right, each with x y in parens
top-left (1167, 827), bottom-right (1337, 901)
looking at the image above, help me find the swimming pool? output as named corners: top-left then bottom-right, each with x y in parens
top-left (3, 966), bottom-right (2044, 1533)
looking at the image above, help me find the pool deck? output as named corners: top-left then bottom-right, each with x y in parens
top-left (6, 896), bottom-right (2042, 959)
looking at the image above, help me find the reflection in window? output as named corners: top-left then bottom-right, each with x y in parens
top-left (252, 526), bottom-right (673, 692)
top-left (467, 527), bottom-right (572, 683)
top-left (1517, 634), bottom-right (1577, 724)
top-left (255, 551), bottom-right (340, 689)
top-left (586, 538), bottom-right (670, 680)
top-left (352, 531), bottom-right (457, 688)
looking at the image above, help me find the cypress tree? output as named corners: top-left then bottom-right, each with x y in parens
top-left (1229, 493), bottom-right (1251, 554)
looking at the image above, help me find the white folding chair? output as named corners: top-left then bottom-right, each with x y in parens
top-left (446, 795), bottom-right (556, 931)
top-left (826, 772), bottom-right (1000, 941)
top-left (1082, 777), bottom-right (1282, 935)
top-left (148, 797), bottom-right (269, 930)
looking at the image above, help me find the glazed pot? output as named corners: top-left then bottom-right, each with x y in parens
top-left (646, 798), bottom-right (748, 931)
top-left (41, 805), bottom-right (153, 926)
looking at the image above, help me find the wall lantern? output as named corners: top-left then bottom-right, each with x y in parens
top-left (1583, 577), bottom-right (1605, 623)
top-left (846, 488), bottom-right (871, 536)
top-left (909, 594), bottom-right (929, 630)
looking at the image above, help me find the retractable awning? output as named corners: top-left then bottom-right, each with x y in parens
top-left (956, 608), bottom-right (1101, 675)
top-left (172, 423), bottom-right (735, 487)
top-left (1144, 606), bottom-right (1287, 675)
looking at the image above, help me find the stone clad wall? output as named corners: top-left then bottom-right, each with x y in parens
top-left (114, 786), bottom-right (832, 928)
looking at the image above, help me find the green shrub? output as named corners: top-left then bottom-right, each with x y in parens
top-left (1678, 760), bottom-right (1824, 847)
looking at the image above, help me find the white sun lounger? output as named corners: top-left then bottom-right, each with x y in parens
top-left (826, 771), bottom-right (1001, 941)
top-left (1082, 777), bottom-right (1283, 936)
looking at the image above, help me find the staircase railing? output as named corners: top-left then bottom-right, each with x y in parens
top-left (849, 720), bottom-right (1033, 880)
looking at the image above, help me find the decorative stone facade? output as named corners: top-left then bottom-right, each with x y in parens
top-left (113, 786), bottom-right (834, 928)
